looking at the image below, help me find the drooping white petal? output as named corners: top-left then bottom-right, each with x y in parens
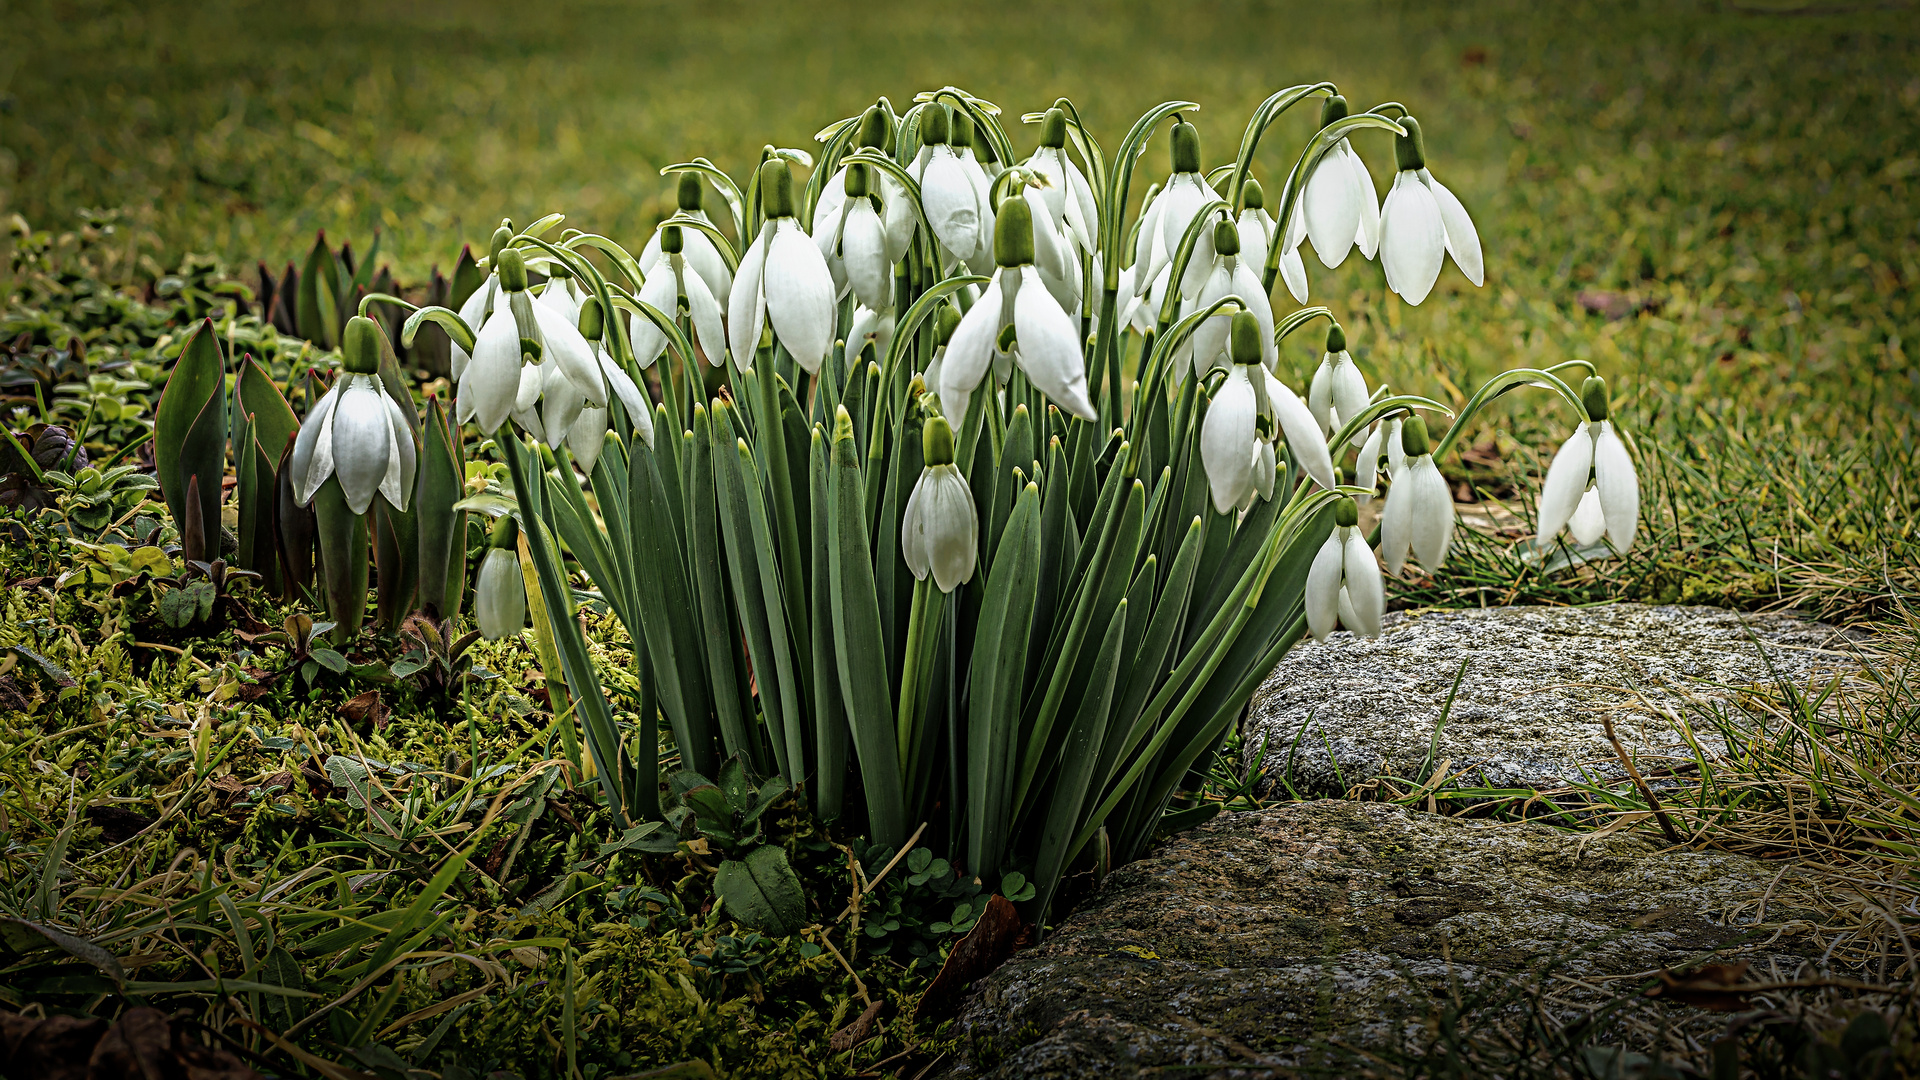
top-left (628, 268), bottom-right (678, 368)
top-left (1407, 456), bottom-right (1455, 569)
top-left (1231, 261), bottom-right (1278, 370)
top-left (532, 295), bottom-right (606, 407)
top-left (380, 389), bottom-right (416, 512)
top-left (1385, 417), bottom-right (1405, 475)
top-left (1421, 169), bottom-right (1483, 287)
top-left (597, 352), bottom-right (653, 448)
top-left (1309, 357), bottom-right (1335, 432)
top-left (1593, 421), bottom-right (1639, 551)
top-left (570, 407), bottom-right (609, 473)
top-left (1148, 175), bottom-right (1208, 292)
top-left (811, 169), bottom-right (848, 265)
top-left (1380, 171), bottom-right (1445, 306)
top-left (1355, 422), bottom-right (1385, 506)
top-left (765, 220), bottom-right (837, 374)
top-left (900, 476), bottom-right (931, 581)
top-left (541, 364), bottom-right (586, 451)
top-left (1536, 422), bottom-right (1595, 543)
top-left (1265, 368), bottom-right (1336, 491)
top-left (726, 224), bottom-right (772, 369)
top-left (938, 275), bottom-right (1004, 421)
top-left (1381, 472), bottom-right (1413, 576)
top-left (1331, 354), bottom-right (1371, 447)
top-left (1065, 157), bottom-right (1099, 253)
top-left (452, 280), bottom-right (493, 384)
top-left (1253, 439), bottom-right (1277, 502)
top-left (537, 277), bottom-right (582, 325)
top-left (923, 465), bottom-right (978, 592)
top-left (842, 198), bottom-right (891, 311)
top-left (879, 172), bottom-right (916, 264)
top-left (1279, 243), bottom-right (1310, 305)
top-left (847, 306), bottom-right (896, 371)
top-left (475, 547), bottom-right (527, 640)
top-left (1012, 266), bottom-right (1095, 420)
top-left (1569, 487), bottom-right (1607, 546)
top-left (1343, 531), bottom-right (1385, 637)
top-left (1026, 187), bottom-right (1078, 312)
top-left (1348, 144), bottom-right (1381, 259)
top-left (1188, 264), bottom-right (1235, 380)
top-left (682, 262), bottom-right (729, 367)
top-left (681, 221), bottom-right (733, 300)
top-left (1306, 530), bottom-right (1345, 642)
top-left (1236, 209), bottom-right (1273, 276)
top-left (1303, 145), bottom-right (1362, 268)
top-left (922, 148), bottom-right (981, 261)
top-left (515, 360), bottom-right (544, 413)
top-left (1201, 366), bottom-right (1258, 514)
top-left (291, 383), bottom-right (341, 507)
top-left (1130, 189), bottom-right (1165, 295)
top-left (465, 306), bottom-right (524, 435)
top-left (331, 375), bottom-right (394, 516)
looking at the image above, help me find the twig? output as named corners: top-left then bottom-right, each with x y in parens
top-left (1600, 712), bottom-right (1684, 845)
top-left (816, 929), bottom-right (872, 1007)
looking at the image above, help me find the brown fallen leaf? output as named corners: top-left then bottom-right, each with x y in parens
top-left (916, 894), bottom-right (1023, 1022)
top-left (1644, 961), bottom-right (1754, 1011)
top-left (0, 1006), bottom-right (262, 1080)
top-left (829, 999), bottom-right (884, 1052)
top-left (339, 689), bottom-right (388, 731)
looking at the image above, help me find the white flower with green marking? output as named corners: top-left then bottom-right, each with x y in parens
top-left (1537, 377), bottom-right (1638, 552)
top-left (1379, 116), bottom-right (1482, 306)
top-left (291, 316), bottom-right (416, 516)
top-left (727, 159), bottom-right (837, 374)
top-left (1307, 499), bottom-right (1385, 641)
top-left (901, 416), bottom-right (978, 593)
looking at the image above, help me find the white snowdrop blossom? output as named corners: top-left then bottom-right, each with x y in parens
top-left (1176, 218), bottom-right (1275, 382)
top-left (900, 416), bottom-right (978, 593)
top-left (727, 159), bottom-right (838, 374)
top-left (458, 248), bottom-right (607, 435)
top-left (1300, 95), bottom-right (1381, 269)
top-left (1536, 378), bottom-right (1639, 552)
top-left (910, 105), bottom-right (994, 271)
top-left (1022, 107), bottom-right (1099, 253)
top-left (1378, 116), bottom-right (1483, 306)
top-left (631, 224), bottom-right (728, 369)
top-left (538, 297), bottom-right (654, 471)
top-left (291, 316), bottom-right (416, 516)
top-left (1131, 118), bottom-right (1213, 301)
top-left (938, 197), bottom-right (1096, 423)
top-left (816, 164), bottom-right (894, 311)
top-left (1380, 414), bottom-right (1455, 574)
top-left (475, 525), bottom-right (527, 641)
top-left (1307, 500), bottom-right (1385, 641)
top-left (1307, 325), bottom-right (1370, 446)
top-left (639, 173), bottom-right (734, 303)
top-left (815, 105), bottom-right (916, 277)
top-left (1200, 313), bottom-right (1334, 514)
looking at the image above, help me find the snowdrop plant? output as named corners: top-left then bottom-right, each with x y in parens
top-left (1536, 377), bottom-right (1639, 553)
top-left (390, 82), bottom-right (1634, 932)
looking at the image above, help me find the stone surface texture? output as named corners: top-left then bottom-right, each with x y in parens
top-left (944, 801), bottom-right (1817, 1079)
top-left (1243, 604), bottom-right (1865, 796)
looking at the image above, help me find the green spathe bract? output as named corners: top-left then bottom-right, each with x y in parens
top-left (470, 81), bottom-right (1628, 933)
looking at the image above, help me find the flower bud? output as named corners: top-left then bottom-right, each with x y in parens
top-left (1401, 413), bottom-right (1432, 457)
top-left (677, 172), bottom-right (703, 212)
top-left (661, 223), bottom-right (684, 254)
top-left (578, 296), bottom-right (605, 342)
top-left (1334, 496), bottom-right (1360, 528)
top-left (1326, 323), bottom-right (1346, 353)
top-left (1242, 177), bottom-right (1265, 211)
top-left (858, 103), bottom-right (890, 150)
top-left (759, 159), bottom-right (796, 219)
top-left (994, 195), bottom-right (1036, 268)
top-left (833, 404), bottom-right (856, 444)
top-left (490, 221), bottom-right (514, 263)
top-left (920, 105), bottom-right (950, 146)
top-left (1582, 376), bottom-right (1610, 422)
top-left (923, 415), bottom-right (956, 466)
top-left (1230, 311), bottom-right (1263, 366)
top-left (1394, 115), bottom-right (1428, 172)
top-left (1319, 93), bottom-right (1349, 129)
top-left (342, 316), bottom-right (383, 374)
top-left (1041, 107), bottom-right (1068, 149)
top-left (935, 302), bottom-right (961, 346)
top-left (845, 162), bottom-right (870, 198)
top-left (1171, 117), bottom-right (1201, 174)
top-left (1213, 218), bottom-right (1240, 256)
top-left (496, 247), bottom-right (529, 292)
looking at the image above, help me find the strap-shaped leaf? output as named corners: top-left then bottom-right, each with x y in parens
top-left (1030, 597), bottom-right (1126, 922)
top-left (154, 319), bottom-right (226, 556)
top-left (967, 478), bottom-right (1043, 881)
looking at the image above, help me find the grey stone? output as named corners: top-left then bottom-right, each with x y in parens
top-left (1243, 604), bottom-right (1866, 797)
top-left (944, 801), bottom-right (1820, 1079)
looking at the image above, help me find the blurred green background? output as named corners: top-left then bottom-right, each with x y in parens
top-left (3, 0), bottom-right (1917, 617)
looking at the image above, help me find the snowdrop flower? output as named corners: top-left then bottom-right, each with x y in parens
top-left (727, 159), bottom-right (837, 374)
top-left (919, 302), bottom-right (962, 392)
top-left (938, 197), bottom-right (1096, 423)
top-left (291, 316), bottom-right (416, 516)
top-left (1023, 107), bottom-right (1099, 254)
top-left (640, 173), bottom-right (733, 302)
top-left (1353, 415), bottom-right (1401, 508)
top-left (536, 261), bottom-right (586, 325)
top-left (847, 303), bottom-right (896, 370)
top-left (475, 517), bottom-right (527, 641)
top-left (1307, 324), bottom-right (1370, 446)
top-left (1201, 313), bottom-right (1333, 514)
top-left (543, 298), bottom-right (654, 472)
top-left (458, 247), bottom-right (607, 434)
top-left (1380, 414), bottom-right (1454, 574)
top-left (1019, 180), bottom-right (1082, 313)
top-left (1378, 116), bottom-right (1483, 306)
top-left (1300, 95), bottom-right (1381, 269)
top-left (910, 106), bottom-right (993, 271)
top-left (1536, 377), bottom-right (1638, 552)
top-left (1235, 179), bottom-right (1310, 306)
top-left (952, 113), bottom-right (1003, 277)
top-left (900, 415), bottom-right (978, 593)
top-left (1307, 498), bottom-right (1385, 641)
top-left (814, 105), bottom-right (916, 271)
top-left (1176, 219), bottom-right (1275, 382)
top-left (817, 164), bottom-right (893, 311)
top-left (631, 224), bottom-right (727, 369)
top-left (452, 221), bottom-right (515, 384)
top-left (1131, 118), bottom-right (1212, 300)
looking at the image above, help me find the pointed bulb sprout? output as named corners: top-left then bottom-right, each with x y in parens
top-left (1537, 376), bottom-right (1639, 552)
top-left (1378, 116), bottom-right (1483, 305)
top-left (727, 156), bottom-right (837, 373)
top-left (475, 515), bottom-right (528, 640)
top-left (1380, 413), bottom-right (1455, 574)
top-left (901, 414), bottom-right (979, 592)
top-left (290, 315), bottom-right (416, 515)
top-left (1307, 496), bottom-right (1386, 641)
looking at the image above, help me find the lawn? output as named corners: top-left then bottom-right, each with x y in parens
top-left (1, 0), bottom-right (1916, 1076)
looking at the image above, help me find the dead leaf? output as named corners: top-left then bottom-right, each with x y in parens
top-left (0, 1006), bottom-right (262, 1080)
top-left (1644, 961), bottom-right (1754, 1011)
top-left (916, 894), bottom-right (1024, 1022)
top-left (829, 999), bottom-right (884, 1052)
top-left (339, 690), bottom-right (388, 731)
